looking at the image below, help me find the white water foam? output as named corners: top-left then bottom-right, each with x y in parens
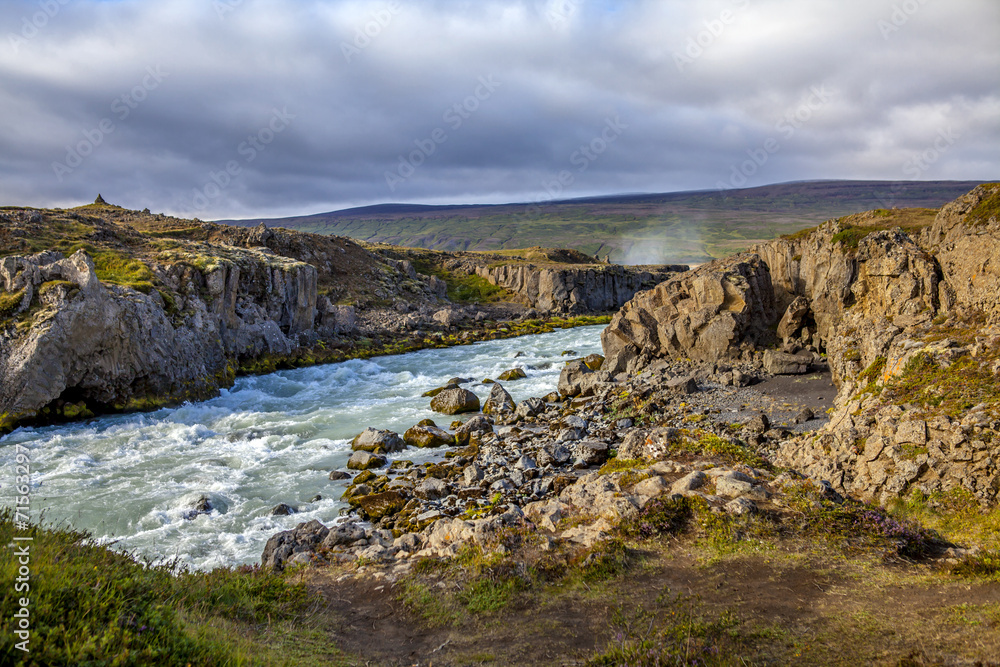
top-left (1, 325), bottom-right (604, 570)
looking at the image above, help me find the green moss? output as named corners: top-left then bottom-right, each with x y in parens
top-left (0, 288), bottom-right (25, 317)
top-left (856, 356), bottom-right (886, 395)
top-left (92, 250), bottom-right (155, 292)
top-left (830, 225), bottom-right (869, 249)
top-left (38, 279), bottom-right (76, 297)
top-left (966, 183), bottom-right (1000, 226)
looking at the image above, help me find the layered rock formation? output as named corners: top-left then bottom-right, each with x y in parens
top-left (602, 183), bottom-right (1000, 506)
top-left (0, 246), bottom-right (317, 424)
top-left (601, 254), bottom-right (776, 373)
top-left (473, 262), bottom-right (686, 315)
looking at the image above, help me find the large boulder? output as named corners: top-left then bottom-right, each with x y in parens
top-left (454, 415), bottom-right (493, 445)
top-left (351, 427), bottom-right (406, 454)
top-left (776, 295), bottom-right (811, 341)
top-left (601, 253), bottom-right (777, 373)
top-left (261, 519), bottom-right (329, 571)
top-left (430, 388), bottom-right (481, 414)
top-left (763, 350), bottom-right (812, 375)
top-left (403, 424), bottom-right (454, 448)
top-left (482, 383), bottom-right (516, 416)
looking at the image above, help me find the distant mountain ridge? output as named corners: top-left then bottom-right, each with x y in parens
top-left (218, 180), bottom-right (987, 264)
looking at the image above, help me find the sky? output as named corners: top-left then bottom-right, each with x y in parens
top-left (0, 0), bottom-right (997, 220)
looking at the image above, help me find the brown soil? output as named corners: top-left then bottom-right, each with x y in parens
top-left (300, 545), bottom-right (1000, 667)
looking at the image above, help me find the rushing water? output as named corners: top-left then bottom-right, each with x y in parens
top-left (1, 325), bottom-right (604, 570)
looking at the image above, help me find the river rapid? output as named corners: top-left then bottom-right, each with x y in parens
top-left (1, 325), bottom-right (604, 570)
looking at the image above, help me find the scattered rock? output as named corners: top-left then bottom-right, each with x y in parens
top-left (483, 383), bottom-right (516, 416)
top-left (269, 503), bottom-right (297, 516)
top-left (430, 388), bottom-right (481, 415)
top-left (347, 450), bottom-right (387, 470)
top-left (352, 427), bottom-right (406, 454)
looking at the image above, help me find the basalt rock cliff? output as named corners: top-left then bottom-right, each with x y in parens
top-left (602, 184), bottom-right (1000, 506)
top-left (0, 204), bottom-right (679, 432)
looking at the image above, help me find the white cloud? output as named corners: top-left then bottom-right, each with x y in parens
top-left (0, 0), bottom-right (996, 219)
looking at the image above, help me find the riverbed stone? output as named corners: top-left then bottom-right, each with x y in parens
top-left (483, 383), bottom-right (516, 416)
top-left (347, 450), bottom-right (387, 470)
top-left (352, 427), bottom-right (406, 454)
top-left (403, 424), bottom-right (454, 448)
top-left (430, 388), bottom-right (481, 415)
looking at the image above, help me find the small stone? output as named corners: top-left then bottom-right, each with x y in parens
top-left (328, 470), bottom-right (351, 481)
top-left (725, 497), bottom-right (758, 515)
top-left (347, 450), bottom-right (387, 470)
top-left (670, 471), bottom-right (707, 495)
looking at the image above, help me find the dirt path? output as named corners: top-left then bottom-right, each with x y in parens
top-left (301, 545), bottom-right (1000, 667)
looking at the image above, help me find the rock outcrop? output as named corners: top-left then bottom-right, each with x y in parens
top-left (601, 184), bottom-right (1000, 508)
top-left (601, 253), bottom-right (776, 373)
top-left (474, 262), bottom-right (687, 315)
top-left (0, 248), bottom-right (316, 424)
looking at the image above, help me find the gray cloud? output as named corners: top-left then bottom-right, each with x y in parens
top-left (0, 0), bottom-right (997, 219)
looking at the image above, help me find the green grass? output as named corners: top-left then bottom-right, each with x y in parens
top-left (830, 225), bottom-right (869, 249)
top-left (587, 591), bottom-right (748, 667)
top-left (242, 182), bottom-right (981, 263)
top-left (0, 509), bottom-right (315, 666)
top-left (889, 488), bottom-right (1000, 554)
top-left (92, 251), bottom-right (155, 292)
top-left (966, 183), bottom-right (1000, 226)
top-left (683, 433), bottom-right (768, 468)
top-left (0, 288), bottom-right (25, 318)
top-left (879, 351), bottom-right (999, 418)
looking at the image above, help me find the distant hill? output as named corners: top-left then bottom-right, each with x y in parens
top-left (218, 180), bottom-right (987, 264)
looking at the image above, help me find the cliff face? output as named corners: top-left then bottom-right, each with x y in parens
top-left (0, 246), bottom-right (318, 425)
top-left (601, 184), bottom-right (1000, 506)
top-left (0, 205), bottom-right (651, 431)
top-left (600, 254), bottom-right (775, 373)
top-left (474, 263), bottom-right (686, 315)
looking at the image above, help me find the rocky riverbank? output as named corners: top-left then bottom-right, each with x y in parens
top-left (0, 201), bottom-right (670, 433)
top-left (262, 184), bottom-right (1000, 581)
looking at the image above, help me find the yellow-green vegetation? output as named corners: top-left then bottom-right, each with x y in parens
top-left (966, 183), bottom-right (1000, 226)
top-left (598, 457), bottom-right (647, 476)
top-left (587, 591), bottom-right (748, 667)
top-left (682, 432), bottom-right (768, 468)
top-left (782, 208), bottom-right (939, 249)
top-left (92, 250), bottom-right (154, 292)
top-left (890, 489), bottom-right (1000, 576)
top-left (0, 509), bottom-right (317, 666)
top-left (0, 288), bottom-right (25, 318)
top-left (856, 356), bottom-right (887, 395)
top-left (605, 389), bottom-right (655, 425)
top-left (881, 352), bottom-right (998, 418)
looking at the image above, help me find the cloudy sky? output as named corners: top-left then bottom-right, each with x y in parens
top-left (0, 0), bottom-right (997, 220)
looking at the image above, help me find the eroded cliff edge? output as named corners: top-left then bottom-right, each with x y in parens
top-left (0, 203), bottom-right (678, 432)
top-left (601, 184), bottom-right (1000, 507)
